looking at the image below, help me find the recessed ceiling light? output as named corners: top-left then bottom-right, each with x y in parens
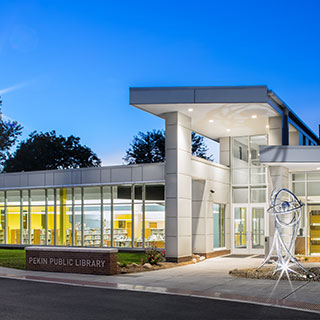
top-left (188, 108), bottom-right (193, 112)
top-left (251, 115), bottom-right (257, 119)
top-left (209, 119), bottom-right (214, 123)
top-left (226, 129), bottom-right (231, 132)
top-left (266, 125), bottom-right (270, 129)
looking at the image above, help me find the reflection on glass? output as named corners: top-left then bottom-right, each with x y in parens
top-left (309, 205), bottom-right (320, 254)
top-left (249, 135), bottom-right (267, 166)
top-left (0, 184), bottom-right (166, 248)
top-left (233, 187), bottom-right (248, 203)
top-left (293, 182), bottom-right (305, 197)
top-left (134, 185), bottom-right (143, 248)
top-left (234, 207), bottom-right (247, 248)
top-left (213, 204), bottom-right (225, 248)
top-left (233, 137), bottom-right (249, 168)
top-left (113, 186), bottom-right (132, 247)
top-left (145, 185), bottom-right (165, 248)
top-left (252, 207), bottom-right (264, 249)
top-left (47, 189), bottom-right (54, 245)
top-left (250, 167), bottom-right (266, 185)
top-left (250, 187), bottom-right (266, 203)
top-left (0, 207), bottom-right (4, 244)
top-left (83, 187), bottom-right (101, 247)
top-left (103, 186), bottom-right (111, 247)
top-left (56, 188), bottom-right (72, 246)
top-left (232, 168), bottom-right (249, 185)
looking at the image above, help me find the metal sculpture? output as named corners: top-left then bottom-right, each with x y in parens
top-left (258, 188), bottom-right (312, 279)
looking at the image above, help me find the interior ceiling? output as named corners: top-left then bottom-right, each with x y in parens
top-left (134, 102), bottom-right (281, 140)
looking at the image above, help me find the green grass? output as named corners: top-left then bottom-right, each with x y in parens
top-left (118, 252), bottom-right (145, 265)
top-left (0, 249), bottom-right (26, 270)
top-left (0, 249), bottom-right (145, 270)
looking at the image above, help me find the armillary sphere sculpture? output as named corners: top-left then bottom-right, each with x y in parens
top-left (257, 188), bottom-right (313, 280)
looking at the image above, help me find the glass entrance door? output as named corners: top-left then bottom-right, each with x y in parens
top-left (234, 207), bottom-right (248, 250)
top-left (233, 205), bottom-right (265, 254)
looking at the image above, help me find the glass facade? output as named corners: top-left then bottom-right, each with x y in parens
top-left (232, 135), bottom-right (267, 203)
top-left (0, 184), bottom-right (165, 248)
top-left (292, 172), bottom-right (320, 254)
top-left (213, 203), bottom-right (225, 249)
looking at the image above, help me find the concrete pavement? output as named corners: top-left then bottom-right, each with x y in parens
top-left (0, 254), bottom-right (320, 314)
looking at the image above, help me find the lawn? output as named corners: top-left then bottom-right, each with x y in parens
top-left (0, 249), bottom-right (145, 270)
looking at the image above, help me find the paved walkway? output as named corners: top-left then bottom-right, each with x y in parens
top-left (0, 255), bottom-right (320, 314)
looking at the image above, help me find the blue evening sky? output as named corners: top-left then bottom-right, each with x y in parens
top-left (1, 0), bottom-right (320, 165)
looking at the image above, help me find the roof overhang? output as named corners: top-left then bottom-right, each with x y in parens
top-left (259, 145), bottom-right (320, 171)
top-left (130, 86), bottom-right (281, 140)
top-left (130, 86), bottom-right (319, 143)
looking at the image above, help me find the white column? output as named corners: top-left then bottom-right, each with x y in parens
top-left (165, 112), bottom-right (192, 261)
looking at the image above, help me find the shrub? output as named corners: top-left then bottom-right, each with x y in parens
top-left (144, 245), bottom-right (165, 265)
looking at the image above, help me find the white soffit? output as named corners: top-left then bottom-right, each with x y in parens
top-left (264, 162), bottom-right (320, 172)
top-left (134, 102), bottom-right (279, 140)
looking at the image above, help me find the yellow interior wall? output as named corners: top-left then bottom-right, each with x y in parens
top-left (7, 207), bottom-right (20, 244)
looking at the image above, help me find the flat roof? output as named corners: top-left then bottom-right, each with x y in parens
top-left (130, 86), bottom-right (319, 143)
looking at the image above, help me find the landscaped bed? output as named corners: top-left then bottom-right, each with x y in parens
top-left (0, 249), bottom-right (202, 274)
top-left (230, 266), bottom-right (320, 281)
top-left (0, 249), bottom-right (146, 271)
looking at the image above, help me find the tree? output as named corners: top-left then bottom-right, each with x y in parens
top-left (0, 96), bottom-right (23, 167)
top-left (3, 131), bottom-right (101, 172)
top-left (124, 129), bottom-right (213, 164)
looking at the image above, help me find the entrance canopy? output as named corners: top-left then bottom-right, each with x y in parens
top-left (260, 145), bottom-right (320, 171)
top-left (130, 86), bottom-right (295, 141)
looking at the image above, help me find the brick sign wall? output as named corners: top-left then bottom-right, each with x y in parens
top-left (26, 247), bottom-right (118, 275)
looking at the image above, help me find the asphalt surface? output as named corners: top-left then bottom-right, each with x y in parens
top-left (0, 278), bottom-right (318, 320)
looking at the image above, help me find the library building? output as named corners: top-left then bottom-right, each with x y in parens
top-left (0, 86), bottom-right (320, 262)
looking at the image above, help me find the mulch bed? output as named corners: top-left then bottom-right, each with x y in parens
top-left (229, 266), bottom-right (320, 281)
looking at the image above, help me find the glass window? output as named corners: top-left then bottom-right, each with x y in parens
top-left (74, 188), bottom-right (82, 246)
top-left (134, 185), bottom-right (143, 248)
top-left (249, 135), bottom-right (267, 166)
top-left (213, 203), bottom-right (225, 249)
top-left (31, 189), bottom-right (45, 206)
top-left (250, 167), bottom-right (266, 185)
top-left (47, 189), bottom-right (55, 245)
top-left (56, 188), bottom-right (72, 246)
top-left (250, 187), bottom-right (266, 203)
top-left (234, 207), bottom-right (247, 248)
top-left (232, 168), bottom-right (249, 185)
top-left (307, 182), bottom-right (320, 202)
top-left (307, 172), bottom-right (320, 181)
top-left (103, 186), bottom-right (111, 247)
top-left (0, 207), bottom-right (4, 244)
top-left (7, 190), bottom-right (20, 206)
top-left (145, 184), bottom-right (165, 248)
top-left (252, 207), bottom-right (264, 249)
top-left (293, 173), bottom-right (305, 181)
top-left (113, 186), bottom-right (132, 247)
top-left (233, 137), bottom-right (249, 168)
top-left (232, 187), bottom-right (248, 203)
top-left (30, 206), bottom-right (46, 245)
top-left (7, 205), bottom-right (21, 244)
top-left (293, 182), bottom-right (305, 197)
top-left (83, 187), bottom-right (101, 247)
top-left (0, 192), bottom-right (4, 206)
top-left (7, 191), bottom-right (21, 245)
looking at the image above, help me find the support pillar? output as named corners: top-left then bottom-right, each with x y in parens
top-left (164, 112), bottom-right (192, 262)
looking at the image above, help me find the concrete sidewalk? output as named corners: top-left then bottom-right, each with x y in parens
top-left (0, 255), bottom-right (320, 314)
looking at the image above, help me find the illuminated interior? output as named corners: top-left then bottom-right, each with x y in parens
top-left (3, 184), bottom-right (165, 249)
